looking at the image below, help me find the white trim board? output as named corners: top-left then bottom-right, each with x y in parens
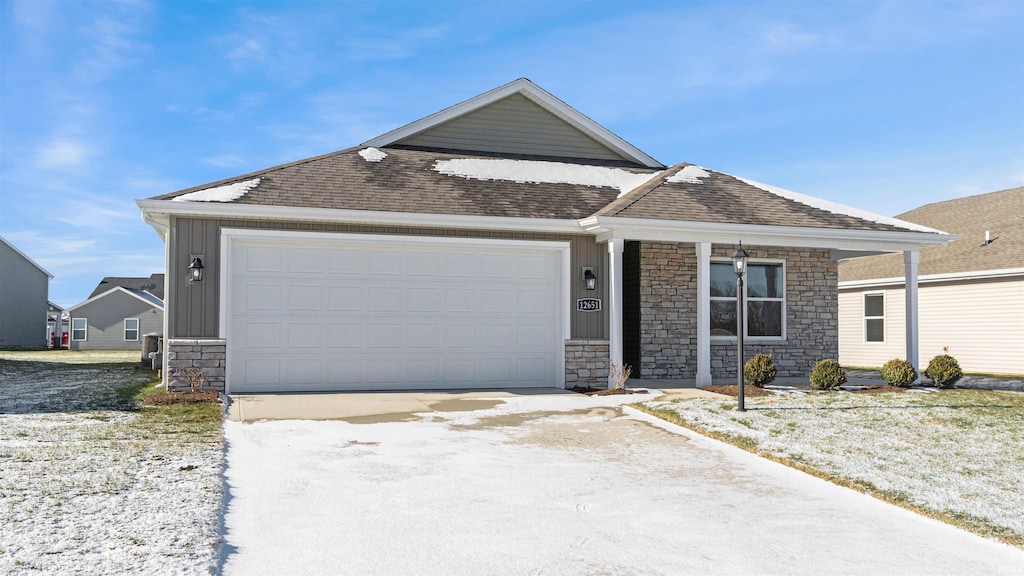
top-left (67, 286), bottom-right (165, 313)
top-left (839, 267), bottom-right (1024, 289)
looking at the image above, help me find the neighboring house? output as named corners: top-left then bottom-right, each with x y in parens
top-left (67, 275), bottom-right (164, 351)
top-left (47, 301), bottom-right (68, 348)
top-left (0, 235), bottom-right (52, 349)
top-left (839, 187), bottom-right (1023, 375)
top-left (137, 79), bottom-right (952, 393)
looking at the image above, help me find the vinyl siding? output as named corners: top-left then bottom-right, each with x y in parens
top-left (69, 291), bottom-right (163, 351)
top-left (170, 217), bottom-right (609, 340)
top-left (0, 242), bottom-right (49, 348)
top-left (839, 276), bottom-right (1024, 375)
top-left (397, 93), bottom-right (627, 162)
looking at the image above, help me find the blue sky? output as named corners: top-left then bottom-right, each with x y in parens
top-left (2, 0), bottom-right (1022, 308)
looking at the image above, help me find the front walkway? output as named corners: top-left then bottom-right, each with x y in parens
top-left (219, 390), bottom-right (1023, 575)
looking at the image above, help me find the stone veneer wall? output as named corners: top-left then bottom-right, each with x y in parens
top-left (640, 243), bottom-right (838, 379)
top-left (565, 339), bottom-right (609, 388)
top-left (165, 338), bottom-right (226, 392)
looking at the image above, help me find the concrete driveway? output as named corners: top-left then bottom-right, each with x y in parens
top-left (219, 389), bottom-right (1024, 575)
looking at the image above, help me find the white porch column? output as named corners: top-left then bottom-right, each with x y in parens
top-left (695, 242), bottom-right (713, 387)
top-left (608, 239), bottom-right (624, 388)
top-left (904, 249), bottom-right (921, 381)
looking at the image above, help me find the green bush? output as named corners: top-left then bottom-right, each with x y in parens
top-left (881, 358), bottom-right (918, 387)
top-left (924, 354), bottom-right (963, 389)
top-left (809, 359), bottom-right (847, 391)
top-left (743, 353), bottom-right (777, 388)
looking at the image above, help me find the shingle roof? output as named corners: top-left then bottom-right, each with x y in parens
top-left (155, 146), bottom-right (646, 220)
top-left (90, 274), bottom-right (165, 300)
top-left (154, 148), bottom-right (931, 234)
top-left (595, 163), bottom-right (908, 232)
top-left (839, 187), bottom-right (1024, 282)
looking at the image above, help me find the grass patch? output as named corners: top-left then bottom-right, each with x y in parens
top-left (0, 351), bottom-right (223, 574)
top-left (634, 389), bottom-right (1024, 548)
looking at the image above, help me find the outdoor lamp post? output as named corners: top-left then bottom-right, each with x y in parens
top-left (732, 242), bottom-right (749, 412)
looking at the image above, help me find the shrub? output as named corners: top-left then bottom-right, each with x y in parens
top-left (743, 353), bottom-right (777, 388)
top-left (924, 354), bottom-right (963, 389)
top-left (608, 363), bottom-right (632, 390)
top-left (880, 358), bottom-right (917, 387)
top-left (809, 359), bottom-right (847, 391)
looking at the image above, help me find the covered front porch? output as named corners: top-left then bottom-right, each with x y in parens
top-left (584, 218), bottom-right (936, 389)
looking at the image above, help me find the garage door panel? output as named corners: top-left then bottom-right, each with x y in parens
top-left (228, 235), bottom-right (564, 392)
top-left (286, 284), bottom-right (322, 311)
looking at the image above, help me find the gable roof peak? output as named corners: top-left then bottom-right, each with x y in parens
top-left (363, 78), bottom-right (664, 168)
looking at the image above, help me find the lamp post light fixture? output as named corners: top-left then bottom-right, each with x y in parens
top-left (732, 242), bottom-right (749, 412)
top-left (188, 256), bottom-right (204, 283)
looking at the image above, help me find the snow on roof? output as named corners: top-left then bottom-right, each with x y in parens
top-left (735, 176), bottom-right (945, 234)
top-left (433, 158), bottom-right (658, 194)
top-left (666, 165), bottom-right (711, 185)
top-left (358, 147), bottom-right (387, 163)
top-left (173, 178), bottom-right (261, 202)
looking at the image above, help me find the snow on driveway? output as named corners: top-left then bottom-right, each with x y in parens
top-left (221, 392), bottom-right (1024, 576)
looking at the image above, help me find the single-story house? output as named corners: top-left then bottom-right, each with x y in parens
top-left (67, 274), bottom-right (164, 351)
top-left (839, 187), bottom-right (1023, 375)
top-left (137, 78), bottom-right (952, 393)
top-left (0, 235), bottom-right (52, 349)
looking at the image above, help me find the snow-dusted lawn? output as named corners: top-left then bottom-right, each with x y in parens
top-left (638, 389), bottom-right (1024, 546)
top-left (222, 392), bottom-right (1024, 575)
top-left (0, 352), bottom-right (223, 575)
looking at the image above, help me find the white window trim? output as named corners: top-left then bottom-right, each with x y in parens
top-left (864, 291), bottom-right (886, 344)
top-left (71, 318), bottom-right (87, 341)
top-left (124, 318), bottom-right (140, 341)
top-left (710, 258), bottom-right (787, 342)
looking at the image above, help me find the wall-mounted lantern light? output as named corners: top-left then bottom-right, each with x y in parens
top-left (188, 256), bottom-right (204, 283)
top-left (583, 268), bottom-right (597, 290)
top-left (731, 241), bottom-right (749, 412)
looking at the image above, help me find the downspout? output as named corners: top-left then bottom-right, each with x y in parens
top-left (141, 208), bottom-right (171, 388)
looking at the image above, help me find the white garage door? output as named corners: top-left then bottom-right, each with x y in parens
top-left (225, 231), bottom-right (567, 393)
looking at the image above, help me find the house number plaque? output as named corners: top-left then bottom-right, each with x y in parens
top-left (576, 298), bottom-right (602, 312)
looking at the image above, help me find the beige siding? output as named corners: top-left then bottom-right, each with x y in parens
top-left (839, 277), bottom-right (1024, 375)
top-left (838, 289), bottom-right (905, 368)
top-left (397, 93), bottom-right (626, 162)
top-left (170, 218), bottom-right (609, 340)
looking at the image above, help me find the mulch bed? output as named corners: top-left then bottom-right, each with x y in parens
top-left (568, 386), bottom-right (649, 397)
top-left (703, 384), bottom-right (772, 397)
top-left (142, 391), bottom-right (221, 406)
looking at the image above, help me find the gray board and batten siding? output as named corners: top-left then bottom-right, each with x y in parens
top-left (0, 240), bottom-right (50, 348)
top-left (395, 93), bottom-right (628, 163)
top-left (168, 217), bottom-right (610, 341)
top-left (69, 290), bottom-right (163, 351)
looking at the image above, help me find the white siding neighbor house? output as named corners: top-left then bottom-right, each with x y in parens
top-left (0, 236), bottom-right (52, 348)
top-left (839, 187), bottom-right (1023, 376)
top-left (137, 79), bottom-right (953, 393)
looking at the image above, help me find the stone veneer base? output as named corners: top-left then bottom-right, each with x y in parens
top-left (165, 339), bottom-right (227, 392)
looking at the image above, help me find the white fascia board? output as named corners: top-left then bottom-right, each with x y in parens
top-left (136, 199), bottom-right (585, 235)
top-left (839, 267), bottom-right (1024, 289)
top-left (579, 216), bottom-right (956, 252)
top-left (0, 235), bottom-right (54, 279)
top-left (67, 286), bottom-right (165, 314)
top-left (361, 78), bottom-right (664, 168)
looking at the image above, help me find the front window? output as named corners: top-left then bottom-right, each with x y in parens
top-left (124, 318), bottom-right (140, 341)
top-left (864, 292), bottom-right (885, 343)
top-left (710, 261), bottom-right (785, 338)
top-left (72, 318), bottom-right (87, 341)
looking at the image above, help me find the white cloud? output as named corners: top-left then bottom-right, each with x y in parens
top-left (34, 140), bottom-right (94, 168)
top-left (762, 24), bottom-right (827, 48)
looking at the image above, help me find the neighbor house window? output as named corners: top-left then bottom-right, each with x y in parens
top-left (864, 292), bottom-right (885, 343)
top-left (124, 318), bottom-right (140, 341)
top-left (72, 318), bottom-right (87, 341)
top-left (710, 261), bottom-right (785, 339)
